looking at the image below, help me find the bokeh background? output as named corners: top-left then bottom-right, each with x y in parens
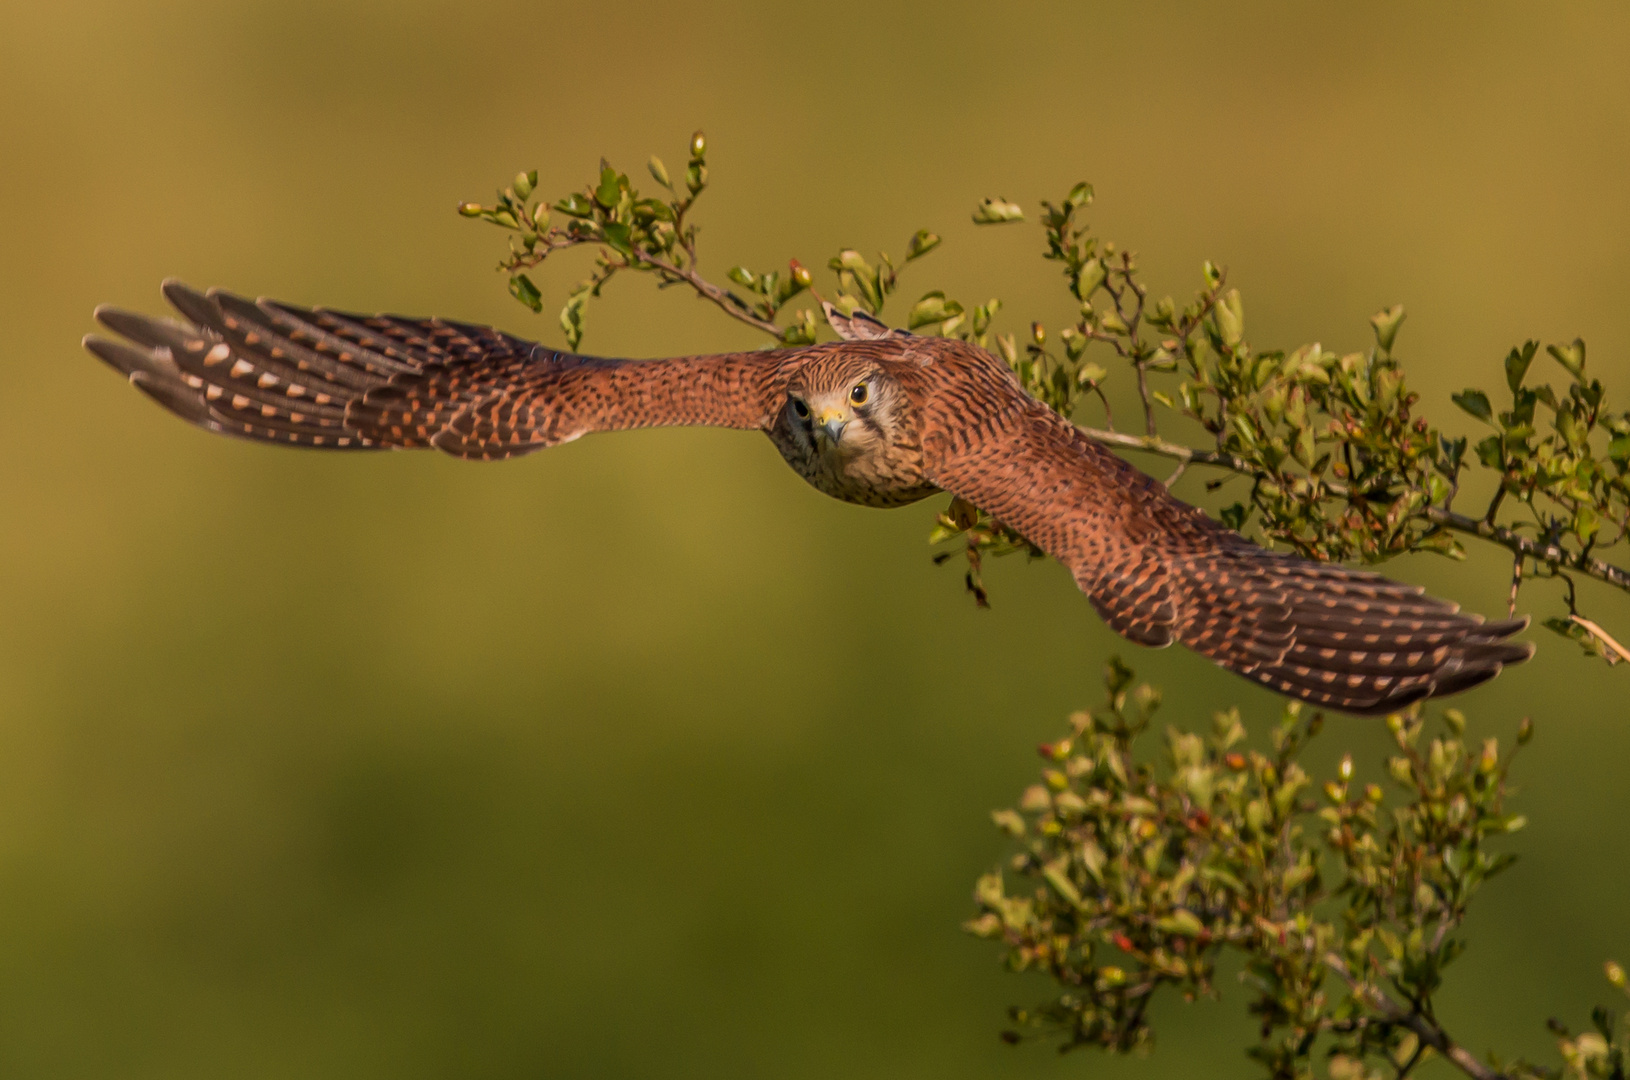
top-left (2, 2), bottom-right (1627, 1076)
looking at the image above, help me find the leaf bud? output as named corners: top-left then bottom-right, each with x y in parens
top-left (1214, 289), bottom-right (1244, 347)
top-left (457, 201), bottom-right (484, 217)
top-left (1338, 754), bottom-right (1353, 781)
top-left (648, 156), bottom-right (671, 188)
top-left (685, 162), bottom-right (708, 195)
top-left (1031, 322), bottom-right (1046, 347)
top-left (1044, 769), bottom-right (1068, 791)
top-left (1019, 785), bottom-right (1051, 812)
top-left (689, 130), bottom-right (707, 161)
top-left (1479, 738), bottom-right (1499, 774)
top-left (513, 171), bottom-right (535, 200)
top-left (1365, 783), bottom-right (1384, 803)
top-left (1517, 716), bottom-right (1534, 745)
top-left (1388, 756), bottom-right (1414, 785)
top-left (1443, 708), bottom-right (1466, 735)
top-left (789, 259), bottom-right (813, 289)
top-left (1606, 960), bottom-right (1626, 988)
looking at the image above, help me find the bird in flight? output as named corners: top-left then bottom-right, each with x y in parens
top-left (85, 281), bottom-right (1532, 714)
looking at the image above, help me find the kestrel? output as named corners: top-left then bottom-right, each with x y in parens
top-left (84, 281), bottom-right (1533, 714)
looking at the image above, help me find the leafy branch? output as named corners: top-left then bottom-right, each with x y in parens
top-left (967, 659), bottom-right (1625, 1080)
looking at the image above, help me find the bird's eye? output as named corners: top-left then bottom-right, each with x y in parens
top-left (791, 398), bottom-right (810, 418)
top-left (849, 383), bottom-right (869, 406)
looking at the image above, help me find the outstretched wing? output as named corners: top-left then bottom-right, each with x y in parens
top-left (926, 402), bottom-right (1532, 714)
top-left (85, 281), bottom-right (791, 460)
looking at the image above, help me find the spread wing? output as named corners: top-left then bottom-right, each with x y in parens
top-left (84, 281), bottom-right (790, 460)
top-left (926, 402), bottom-right (1532, 715)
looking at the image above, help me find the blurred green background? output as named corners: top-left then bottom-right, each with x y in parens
top-left (1, 1), bottom-right (1627, 1076)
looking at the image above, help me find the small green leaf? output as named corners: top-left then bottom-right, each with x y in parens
top-left (1065, 181), bottom-right (1094, 209)
top-left (647, 155), bottom-right (671, 188)
top-left (1451, 389), bottom-right (1494, 424)
top-left (727, 266), bottom-right (757, 290)
top-left (594, 166), bottom-right (623, 210)
top-left (559, 284), bottom-right (592, 350)
top-left (1505, 341), bottom-right (1538, 392)
top-left (972, 197), bottom-right (1025, 224)
top-left (905, 229), bottom-right (941, 261)
top-left (1548, 338), bottom-right (1587, 378)
top-left (555, 192), bottom-right (595, 218)
top-left (908, 291), bottom-right (962, 329)
top-left (1155, 909), bottom-right (1205, 937)
top-left (512, 171), bottom-right (536, 200)
top-left (601, 222), bottom-right (634, 257)
top-left (1575, 503), bottom-right (1600, 543)
top-left (1076, 258), bottom-right (1106, 299)
top-left (1369, 304), bottom-right (1406, 354)
top-left (508, 273), bottom-right (542, 313)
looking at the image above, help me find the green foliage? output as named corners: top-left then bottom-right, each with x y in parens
top-left (967, 660), bottom-right (1623, 1080)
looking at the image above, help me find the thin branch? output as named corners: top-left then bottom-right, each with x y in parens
top-left (1324, 954), bottom-right (1508, 1080)
top-left (1135, 359), bottom-right (1156, 436)
top-left (1426, 507), bottom-right (1630, 594)
top-left (627, 250), bottom-right (784, 338)
top-left (1570, 615), bottom-right (1630, 665)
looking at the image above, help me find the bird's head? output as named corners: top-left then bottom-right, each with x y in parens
top-left (782, 360), bottom-right (906, 464)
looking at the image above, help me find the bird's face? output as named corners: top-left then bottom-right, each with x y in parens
top-left (770, 355), bottom-right (936, 508)
top-left (783, 365), bottom-right (900, 465)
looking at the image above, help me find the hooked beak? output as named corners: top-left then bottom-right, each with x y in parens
top-left (815, 409), bottom-right (848, 446)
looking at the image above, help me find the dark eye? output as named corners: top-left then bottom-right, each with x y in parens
top-left (791, 398), bottom-right (810, 418)
top-left (849, 383), bottom-right (869, 406)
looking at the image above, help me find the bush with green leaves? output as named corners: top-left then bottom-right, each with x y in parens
top-left (461, 133), bottom-right (1626, 1080)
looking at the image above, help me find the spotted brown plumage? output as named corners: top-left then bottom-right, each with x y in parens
top-left (85, 281), bottom-right (1533, 713)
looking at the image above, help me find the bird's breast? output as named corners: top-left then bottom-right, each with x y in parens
top-left (766, 427), bottom-right (938, 508)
